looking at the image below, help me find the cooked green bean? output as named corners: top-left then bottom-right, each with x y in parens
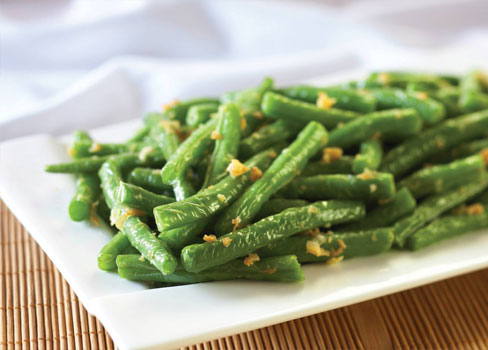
top-left (46, 151), bottom-right (165, 174)
top-left (98, 231), bottom-right (134, 271)
top-left (127, 125), bottom-right (150, 144)
top-left (434, 138), bottom-right (488, 163)
top-left (338, 188), bottom-right (416, 231)
top-left (407, 211), bottom-right (488, 251)
top-left (181, 200), bottom-right (365, 273)
top-left (255, 199), bottom-right (309, 221)
top-left (257, 228), bottom-right (394, 263)
top-left (238, 120), bottom-right (298, 160)
top-left (69, 174), bottom-right (101, 222)
top-left (366, 72), bottom-right (450, 89)
top-left (203, 103), bottom-right (241, 187)
top-left (222, 77), bottom-right (274, 137)
top-left (127, 168), bottom-right (173, 193)
top-left (161, 118), bottom-right (218, 192)
top-left (301, 156), bottom-right (354, 176)
top-left (214, 121), bottom-right (328, 234)
top-left (279, 172), bottom-right (395, 202)
top-left (393, 177), bottom-right (488, 247)
top-left (186, 103), bottom-right (219, 127)
top-left (69, 141), bottom-right (127, 158)
top-left (261, 92), bottom-right (359, 129)
top-left (117, 254), bottom-right (304, 283)
top-left (122, 216), bottom-right (177, 275)
top-left (381, 109), bottom-right (488, 178)
top-left (459, 70), bottom-right (488, 112)
top-left (158, 221), bottom-right (209, 252)
top-left (278, 85), bottom-right (376, 113)
top-left (352, 139), bottom-right (382, 174)
top-left (327, 108), bottom-right (421, 149)
top-left (398, 154), bottom-right (486, 199)
top-left (116, 182), bottom-right (174, 213)
top-left (154, 147), bottom-right (277, 231)
top-left (370, 88), bottom-right (445, 124)
top-left (161, 98), bottom-right (219, 123)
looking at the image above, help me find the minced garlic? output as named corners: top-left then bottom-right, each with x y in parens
top-left (326, 256), bottom-right (344, 265)
top-left (357, 168), bottom-right (376, 180)
top-left (244, 253), bottom-right (260, 266)
top-left (203, 234), bottom-right (217, 242)
top-left (231, 216), bottom-right (241, 231)
top-left (240, 117), bottom-right (247, 131)
top-left (89, 142), bottom-right (102, 152)
top-left (306, 240), bottom-right (330, 257)
top-left (138, 146), bottom-right (154, 161)
top-left (162, 99), bottom-right (180, 111)
top-left (110, 207), bottom-right (145, 230)
top-left (370, 184), bottom-right (377, 193)
top-left (316, 92), bottom-right (337, 110)
top-left (481, 149), bottom-right (488, 165)
top-left (250, 167), bottom-right (263, 181)
top-left (211, 130), bottom-right (223, 140)
top-left (227, 159), bottom-right (249, 178)
top-left (222, 237), bottom-right (232, 247)
top-left (377, 73), bottom-right (391, 86)
top-left (217, 194), bottom-right (226, 202)
top-left (322, 147), bottom-right (343, 164)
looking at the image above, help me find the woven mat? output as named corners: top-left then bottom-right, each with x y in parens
top-left (1, 200), bottom-right (488, 350)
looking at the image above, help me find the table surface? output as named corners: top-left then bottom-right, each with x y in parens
top-left (1, 199), bottom-right (488, 350)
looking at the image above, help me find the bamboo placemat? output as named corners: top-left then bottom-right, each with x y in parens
top-left (1, 199), bottom-right (488, 350)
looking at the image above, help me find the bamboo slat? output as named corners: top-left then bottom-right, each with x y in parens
top-left (1, 200), bottom-right (487, 350)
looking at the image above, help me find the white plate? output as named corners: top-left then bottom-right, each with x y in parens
top-left (1, 72), bottom-right (488, 350)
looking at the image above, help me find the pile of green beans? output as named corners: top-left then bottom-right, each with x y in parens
top-left (45, 71), bottom-right (488, 287)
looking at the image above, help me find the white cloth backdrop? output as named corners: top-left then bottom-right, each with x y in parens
top-left (1, 0), bottom-right (488, 140)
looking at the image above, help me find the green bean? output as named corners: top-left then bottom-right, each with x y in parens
top-left (203, 103), bottom-right (241, 187)
top-left (117, 254), bottom-right (304, 284)
top-left (214, 121), bottom-right (328, 234)
top-left (181, 200), bottom-right (365, 272)
top-left (352, 139), bottom-right (382, 174)
top-left (398, 154), bottom-right (486, 199)
top-left (278, 85), bottom-right (376, 113)
top-left (98, 232), bottom-right (134, 271)
top-left (69, 141), bottom-right (127, 159)
top-left (161, 118), bottom-right (218, 190)
top-left (301, 156), bottom-right (354, 176)
top-left (405, 82), bottom-right (438, 94)
top-left (381, 109), bottom-right (488, 178)
top-left (369, 88), bottom-right (445, 124)
top-left (154, 147), bottom-right (277, 231)
top-left (68, 174), bottom-right (101, 222)
top-left (127, 125), bottom-right (150, 144)
top-left (238, 120), bottom-right (298, 160)
top-left (161, 98), bottom-right (219, 123)
top-left (327, 108), bottom-right (422, 149)
top-left (116, 182), bottom-right (174, 213)
top-left (257, 228), bottom-right (394, 263)
top-left (338, 188), bottom-right (416, 231)
top-left (366, 72), bottom-right (451, 89)
top-left (127, 168), bottom-right (173, 193)
top-left (158, 221), bottom-right (209, 252)
top-left (98, 159), bottom-right (125, 209)
top-left (279, 172), bottom-right (396, 202)
top-left (221, 77), bottom-right (274, 137)
top-left (459, 70), bottom-right (488, 112)
top-left (407, 212), bottom-right (488, 251)
top-left (431, 87), bottom-right (462, 117)
top-left (393, 177), bottom-right (488, 247)
top-left (46, 151), bottom-right (165, 174)
top-left (435, 138), bottom-right (488, 163)
top-left (255, 199), bottom-right (309, 221)
top-left (149, 119), bottom-right (181, 161)
top-left (122, 216), bottom-right (177, 275)
top-left (261, 92), bottom-right (359, 129)
top-left (186, 103), bottom-right (219, 127)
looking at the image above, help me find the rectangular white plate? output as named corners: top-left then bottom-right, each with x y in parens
top-left (1, 71), bottom-right (488, 350)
